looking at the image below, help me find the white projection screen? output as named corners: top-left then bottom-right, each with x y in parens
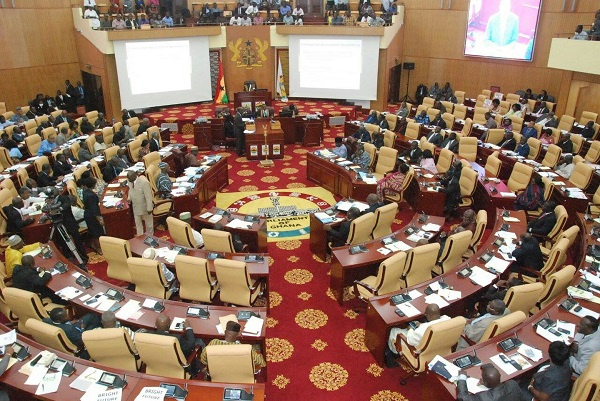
top-left (114, 37), bottom-right (212, 109)
top-left (464, 0), bottom-right (542, 61)
top-left (288, 35), bottom-right (380, 100)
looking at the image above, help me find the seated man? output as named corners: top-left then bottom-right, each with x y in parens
top-left (386, 304), bottom-right (449, 367)
top-left (535, 111), bottom-right (558, 128)
top-left (497, 131), bottom-right (516, 151)
top-left (414, 110), bottom-right (430, 125)
top-left (93, 134), bottom-right (107, 154)
top-left (484, 112), bottom-right (498, 130)
top-left (5, 235), bottom-right (41, 277)
top-left (200, 321), bottom-right (266, 374)
top-left (430, 113), bottom-right (446, 130)
top-left (331, 137), bottom-right (348, 158)
top-left (522, 341), bottom-right (572, 401)
top-left (510, 233), bottom-right (544, 276)
top-left (569, 316), bottom-right (600, 376)
top-left (37, 163), bottom-right (59, 187)
top-left (425, 126), bottom-right (444, 146)
top-left (43, 307), bottom-right (102, 358)
top-left (18, 187), bottom-right (44, 213)
top-left (3, 197), bottom-right (34, 234)
top-left (521, 120), bottom-right (538, 140)
top-left (101, 311), bottom-right (136, 341)
top-left (184, 146), bottom-right (202, 168)
top-left (142, 248), bottom-right (179, 293)
top-left (515, 136), bottom-right (530, 157)
top-left (323, 206), bottom-right (360, 248)
top-left (114, 148), bottom-right (131, 169)
top-left (556, 133), bottom-right (574, 154)
top-left (555, 154), bottom-right (574, 179)
top-left (80, 117), bottom-right (95, 135)
top-left (53, 153), bottom-right (73, 177)
top-left (527, 201), bottom-right (557, 236)
top-left (456, 299), bottom-right (510, 350)
top-left (37, 133), bottom-right (58, 156)
top-left (351, 143), bottom-right (371, 169)
top-left (102, 157), bottom-right (123, 183)
top-left (440, 132), bottom-right (459, 153)
top-left (353, 125), bottom-right (372, 143)
top-left (153, 314), bottom-right (201, 374)
top-left (580, 121), bottom-right (597, 140)
top-left (364, 193), bottom-right (384, 214)
top-left (456, 364), bottom-right (522, 401)
top-left (399, 141), bottom-right (422, 163)
top-left (94, 112), bottom-right (108, 129)
top-left (12, 255), bottom-right (65, 305)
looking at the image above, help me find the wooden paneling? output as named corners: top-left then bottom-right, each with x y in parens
top-left (10, 0), bottom-right (72, 8)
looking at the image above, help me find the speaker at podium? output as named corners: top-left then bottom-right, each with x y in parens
top-left (243, 81), bottom-right (257, 91)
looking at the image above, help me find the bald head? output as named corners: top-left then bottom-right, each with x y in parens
top-left (424, 304), bottom-right (441, 322)
top-left (127, 171), bottom-right (137, 182)
top-left (155, 313), bottom-right (171, 331)
top-left (102, 311), bottom-right (117, 328)
top-left (20, 255), bottom-right (35, 268)
top-left (488, 299), bottom-right (506, 316)
top-left (366, 193), bottom-right (379, 206)
top-left (480, 364), bottom-right (501, 388)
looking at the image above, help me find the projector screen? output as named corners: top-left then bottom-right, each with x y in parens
top-left (464, 0), bottom-right (542, 61)
top-left (288, 36), bottom-right (379, 100)
top-left (114, 37), bottom-right (212, 110)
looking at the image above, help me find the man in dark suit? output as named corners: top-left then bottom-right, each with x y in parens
top-left (149, 132), bottom-right (161, 152)
top-left (65, 80), bottom-right (77, 98)
top-left (12, 255), bottom-right (65, 305)
top-left (364, 193), bottom-right (384, 214)
top-left (456, 364), bottom-right (522, 401)
top-left (323, 206), bottom-right (360, 248)
top-left (55, 90), bottom-right (70, 110)
top-left (102, 157), bottom-right (122, 183)
top-left (55, 110), bottom-right (72, 126)
top-left (440, 132), bottom-right (459, 153)
top-left (234, 107), bottom-right (246, 156)
top-left (400, 141), bottom-right (423, 163)
top-left (2, 197), bottom-right (34, 234)
top-left (37, 163), bottom-right (58, 187)
top-left (580, 121), bottom-right (597, 140)
top-left (43, 308), bottom-right (101, 358)
top-left (527, 201), bottom-right (557, 236)
top-left (425, 127), bottom-right (444, 146)
top-left (137, 118), bottom-right (151, 136)
top-left (53, 154), bottom-right (73, 177)
top-left (533, 101), bottom-right (549, 115)
top-left (557, 133), bottom-right (574, 154)
top-left (431, 113), bottom-right (447, 129)
top-left (122, 108), bottom-right (137, 122)
top-left (510, 233), bottom-right (544, 275)
top-left (497, 131), bottom-right (517, 151)
top-left (153, 313), bottom-right (201, 374)
top-left (114, 149), bottom-right (131, 169)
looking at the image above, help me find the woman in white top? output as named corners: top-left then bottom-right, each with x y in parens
top-left (419, 149), bottom-right (438, 174)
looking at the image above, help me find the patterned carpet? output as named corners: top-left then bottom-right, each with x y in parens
top-left (83, 100), bottom-right (423, 400)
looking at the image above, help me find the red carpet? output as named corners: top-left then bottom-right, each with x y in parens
top-left (85, 100), bottom-right (423, 400)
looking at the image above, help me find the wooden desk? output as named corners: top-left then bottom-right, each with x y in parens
top-left (365, 209), bottom-right (527, 366)
top-left (0, 324), bottom-right (265, 401)
top-left (193, 121), bottom-right (213, 151)
top-left (192, 207), bottom-right (268, 253)
top-left (39, 242), bottom-right (268, 349)
top-left (405, 169), bottom-right (446, 217)
top-left (330, 214), bottom-right (445, 306)
top-left (128, 235), bottom-right (271, 311)
top-left (245, 119), bottom-right (284, 161)
top-left (233, 91), bottom-right (272, 112)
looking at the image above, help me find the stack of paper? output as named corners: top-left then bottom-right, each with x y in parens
top-left (422, 223), bottom-right (441, 232)
top-left (438, 288), bottom-right (462, 301)
top-left (336, 201), bottom-right (370, 212)
top-left (384, 241), bottom-right (412, 252)
top-left (226, 219), bottom-right (253, 229)
top-left (424, 293), bottom-right (450, 308)
top-left (199, 211), bottom-right (213, 219)
top-left (208, 215), bottom-right (222, 224)
top-left (216, 314), bottom-right (238, 335)
top-left (502, 216), bottom-right (520, 222)
top-left (469, 266), bottom-right (497, 287)
top-left (465, 377), bottom-right (489, 394)
top-left (358, 172), bottom-right (377, 184)
top-left (115, 300), bottom-right (141, 320)
top-left (535, 325), bottom-right (568, 344)
top-left (485, 257), bottom-right (511, 273)
top-left (243, 316), bottom-right (264, 337)
top-left (314, 212), bottom-right (333, 224)
top-left (56, 287), bottom-right (83, 300)
top-left (427, 355), bottom-right (459, 378)
top-left (500, 192), bottom-right (516, 198)
top-left (396, 302), bottom-right (420, 317)
top-left (496, 231), bottom-right (517, 240)
top-left (35, 371), bottom-right (61, 395)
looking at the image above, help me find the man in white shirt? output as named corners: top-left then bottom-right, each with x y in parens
top-left (555, 154), bottom-right (575, 179)
top-left (18, 187), bottom-right (45, 213)
top-left (84, 6), bottom-right (100, 29)
top-left (246, 2), bottom-right (259, 15)
top-left (292, 5), bottom-right (304, 17)
top-left (229, 13), bottom-right (242, 25)
top-left (241, 14), bottom-right (252, 25)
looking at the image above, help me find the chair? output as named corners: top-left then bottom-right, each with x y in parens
top-left (503, 283), bottom-right (544, 315)
top-left (442, 112), bottom-right (455, 129)
top-left (383, 130), bottom-right (396, 148)
top-left (175, 255), bottom-right (218, 303)
top-left (477, 311), bottom-right (527, 344)
top-left (481, 89), bottom-right (491, 98)
top-left (352, 252), bottom-right (406, 301)
top-left (453, 104), bottom-right (467, 120)
top-left (2, 288), bottom-right (63, 335)
top-left (571, 134), bottom-right (584, 154)
top-left (472, 107), bottom-right (488, 124)
top-left (85, 135), bottom-right (96, 154)
top-left (0, 279), bottom-right (16, 322)
top-left (435, 231), bottom-right (472, 275)
top-left (128, 117), bottom-right (140, 134)
top-left (401, 243), bottom-right (439, 288)
top-left (585, 141), bottom-right (600, 164)
top-left (100, 236), bottom-right (132, 283)
top-left (363, 143), bottom-right (377, 171)
top-left (455, 91), bottom-right (465, 104)
top-left (166, 216), bottom-right (199, 248)
top-left (557, 115), bottom-right (575, 132)
top-left (532, 265), bottom-right (576, 313)
top-left (127, 257), bottom-right (172, 299)
top-left (419, 137), bottom-right (435, 154)
top-left (371, 203), bottom-right (398, 239)
top-left (85, 110), bottom-right (99, 125)
top-left (405, 122), bottom-right (420, 140)
top-left (73, 166), bottom-right (88, 182)
top-left (40, 127), bottom-right (55, 140)
top-left (569, 352), bottom-right (600, 401)
top-left (347, 212), bottom-right (376, 245)
top-left (569, 161), bottom-right (594, 190)
top-left (580, 111), bottom-right (598, 126)
top-left (458, 167), bottom-right (478, 208)
top-left (527, 138), bottom-right (542, 161)
top-left (16, 168), bottom-right (28, 188)
top-left (206, 344), bottom-right (256, 384)
top-left (201, 228), bottom-right (235, 253)
top-left (589, 185), bottom-right (600, 215)
top-left (426, 108), bottom-right (440, 123)
top-left (506, 93), bottom-right (520, 103)
top-left (89, 159), bottom-right (103, 180)
top-left (372, 146), bottom-right (398, 180)
top-left (0, 179), bottom-right (17, 198)
top-left (507, 116), bottom-right (524, 134)
top-left (26, 319), bottom-right (79, 356)
top-left (535, 205), bottom-right (568, 247)
top-left (441, 101), bottom-right (454, 114)
top-left (143, 151), bottom-right (161, 170)
top-left (83, 328), bottom-right (140, 371)
top-left (465, 210), bottom-right (487, 257)
top-left (135, 332), bottom-right (194, 379)
top-left (70, 141), bottom-right (81, 161)
top-left (102, 127), bottom-right (114, 145)
top-left (499, 101), bottom-right (510, 115)
top-left (458, 137), bottom-right (477, 162)
top-left (506, 162), bottom-right (533, 192)
top-left (24, 134), bottom-right (41, 156)
top-left (33, 156), bottom-right (49, 175)
top-left (540, 225), bottom-right (579, 258)
top-left (422, 97), bottom-right (435, 108)
top-left (385, 114), bottom-right (397, 131)
top-left (397, 316), bottom-right (467, 384)
top-left (511, 238), bottom-right (569, 284)
top-left (104, 145), bottom-right (119, 162)
top-left (384, 167), bottom-right (414, 205)
top-left (436, 149), bottom-right (454, 174)
top-left (127, 139), bottom-right (143, 162)
top-left (0, 148), bottom-right (13, 169)
top-left (485, 129), bottom-right (505, 145)
top-left (214, 259), bottom-right (263, 307)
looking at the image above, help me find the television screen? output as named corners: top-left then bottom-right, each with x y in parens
top-left (464, 0), bottom-right (542, 61)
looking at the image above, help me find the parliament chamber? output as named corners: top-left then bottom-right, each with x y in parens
top-left (1, 0), bottom-right (600, 400)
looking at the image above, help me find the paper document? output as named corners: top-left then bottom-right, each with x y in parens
top-left (556, 320), bottom-right (576, 338)
top-left (199, 212), bottom-right (213, 219)
top-left (517, 344), bottom-right (543, 362)
top-left (490, 354), bottom-right (518, 375)
top-left (536, 325), bottom-right (568, 344)
top-left (242, 316), bottom-right (264, 336)
top-left (484, 257), bottom-right (511, 273)
top-left (428, 355), bottom-right (460, 378)
top-left (377, 247), bottom-right (392, 255)
top-left (385, 241), bottom-right (412, 252)
top-left (424, 293), bottom-right (449, 308)
top-left (115, 300), bottom-right (141, 321)
top-left (495, 231), bottom-right (517, 240)
top-left (134, 387), bottom-right (167, 401)
top-left (502, 216), bottom-right (520, 222)
top-left (35, 371), bottom-right (61, 395)
top-left (56, 286), bottom-right (83, 300)
top-left (407, 289), bottom-right (423, 300)
top-left (500, 192), bottom-right (516, 198)
top-left (25, 366), bottom-right (49, 385)
top-left (466, 377), bottom-right (489, 394)
top-left (469, 266), bottom-right (496, 287)
top-left (422, 223), bottom-right (441, 232)
top-left (0, 330), bottom-right (16, 347)
top-left (396, 302), bottom-right (420, 317)
top-left (438, 288), bottom-right (462, 301)
top-left (226, 219), bottom-right (253, 230)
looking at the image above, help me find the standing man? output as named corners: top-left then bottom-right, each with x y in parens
top-left (234, 107), bottom-right (246, 156)
top-left (127, 171), bottom-right (154, 236)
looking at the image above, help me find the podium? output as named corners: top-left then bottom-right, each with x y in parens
top-left (234, 91), bottom-right (272, 112)
top-left (245, 118), bottom-right (284, 161)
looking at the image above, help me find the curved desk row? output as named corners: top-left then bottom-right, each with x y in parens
top-left (365, 209), bottom-right (528, 366)
top-left (0, 324), bottom-right (264, 401)
top-left (422, 213), bottom-right (598, 400)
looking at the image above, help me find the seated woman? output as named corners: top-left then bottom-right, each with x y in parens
top-left (514, 176), bottom-right (544, 211)
top-left (376, 163), bottom-right (410, 202)
top-left (419, 149), bottom-right (437, 174)
top-left (539, 128), bottom-right (555, 145)
top-left (488, 98), bottom-right (501, 113)
top-left (138, 139), bottom-right (150, 162)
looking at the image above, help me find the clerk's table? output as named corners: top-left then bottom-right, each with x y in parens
top-left (244, 118), bottom-right (285, 161)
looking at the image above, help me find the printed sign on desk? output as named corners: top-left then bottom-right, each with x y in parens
top-left (273, 144), bottom-right (281, 156)
top-left (250, 145), bottom-right (258, 157)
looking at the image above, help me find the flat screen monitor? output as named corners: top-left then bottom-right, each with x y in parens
top-left (464, 0), bottom-right (542, 61)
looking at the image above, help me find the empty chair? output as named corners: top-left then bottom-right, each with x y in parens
top-left (128, 117), bottom-right (141, 134)
top-left (503, 283), bottom-right (544, 315)
top-left (16, 168), bottom-right (28, 188)
top-left (527, 137), bottom-right (542, 160)
top-left (372, 146), bottom-right (398, 180)
top-left (85, 135), bottom-right (96, 154)
top-left (435, 231), bottom-right (472, 275)
top-left (453, 104), bottom-right (467, 120)
top-left (385, 114), bottom-right (398, 131)
top-left (0, 279), bottom-right (16, 322)
top-left (585, 141), bottom-right (600, 164)
top-left (383, 130), bottom-right (396, 148)
top-left (541, 144), bottom-right (561, 168)
top-left (371, 203), bottom-right (398, 239)
top-left (569, 161), bottom-right (594, 190)
top-left (422, 97), bottom-right (435, 108)
top-left (100, 236), bottom-right (132, 283)
top-left (506, 162), bottom-right (533, 192)
top-left (135, 332), bottom-right (193, 379)
top-left (0, 179), bottom-right (17, 198)
top-left (25, 135), bottom-right (41, 156)
top-left (175, 255), bottom-right (218, 303)
top-left (26, 319), bottom-right (78, 356)
top-left (436, 148), bottom-right (454, 174)
top-left (201, 228), bottom-right (235, 253)
top-left (419, 137), bottom-right (435, 154)
top-left (401, 243), bottom-right (439, 288)
top-left (205, 344), bottom-right (255, 384)
top-left (167, 216), bottom-right (200, 248)
top-left (405, 122), bottom-right (420, 140)
top-left (505, 93), bottom-right (520, 103)
top-left (569, 352), bottom-right (600, 401)
top-left (571, 134), bottom-right (584, 154)
top-left (0, 148), bottom-right (14, 169)
top-left (458, 168), bottom-right (478, 208)
top-left (454, 91), bottom-right (465, 104)
top-left (85, 110), bottom-right (99, 124)
top-left (557, 115), bottom-right (575, 132)
top-left (580, 111), bottom-right (598, 126)
top-left (397, 316), bottom-right (467, 384)
top-left (465, 210), bottom-right (487, 257)
top-left (484, 152), bottom-right (502, 177)
top-left (458, 137), bottom-right (477, 162)
top-left (533, 265), bottom-right (576, 313)
top-left (2, 288), bottom-right (63, 334)
top-left (352, 252), bottom-right (406, 301)
top-left (83, 328), bottom-right (140, 371)
top-left (441, 102), bottom-right (454, 115)
top-left (472, 107), bottom-right (488, 124)
top-left (127, 257), bottom-right (172, 299)
top-left (346, 212), bottom-right (376, 245)
top-left (459, 118), bottom-right (473, 137)
top-left (477, 311), bottom-right (527, 344)
top-left (214, 259), bottom-right (263, 307)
